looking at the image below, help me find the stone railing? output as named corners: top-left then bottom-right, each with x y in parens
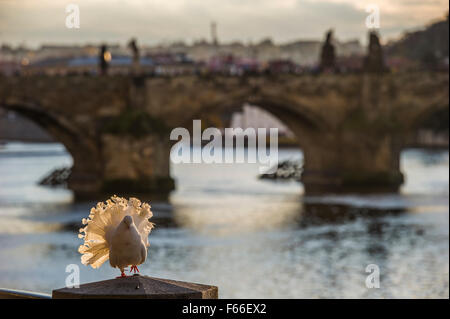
top-left (1, 276), bottom-right (218, 299)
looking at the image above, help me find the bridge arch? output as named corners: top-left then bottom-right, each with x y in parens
top-left (409, 103), bottom-right (449, 133)
top-left (176, 93), bottom-right (327, 150)
top-left (0, 102), bottom-right (102, 195)
top-left (168, 93), bottom-right (334, 195)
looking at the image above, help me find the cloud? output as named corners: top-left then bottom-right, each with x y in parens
top-left (0, 0), bottom-right (448, 47)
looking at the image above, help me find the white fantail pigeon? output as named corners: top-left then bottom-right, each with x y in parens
top-left (78, 196), bottom-right (154, 277)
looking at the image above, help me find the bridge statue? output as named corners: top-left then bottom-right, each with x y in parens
top-left (364, 32), bottom-right (385, 73)
top-left (319, 30), bottom-right (335, 72)
top-left (128, 38), bottom-right (140, 74)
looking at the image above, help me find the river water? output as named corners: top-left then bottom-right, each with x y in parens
top-left (0, 142), bottom-right (448, 298)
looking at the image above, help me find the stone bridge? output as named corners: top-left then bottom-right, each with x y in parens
top-left (0, 72), bottom-right (448, 198)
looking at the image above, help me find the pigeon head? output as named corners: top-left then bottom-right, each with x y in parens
top-left (122, 215), bottom-right (134, 228)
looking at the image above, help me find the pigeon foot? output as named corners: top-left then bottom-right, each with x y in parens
top-left (116, 270), bottom-right (128, 278)
top-left (130, 265), bottom-right (140, 274)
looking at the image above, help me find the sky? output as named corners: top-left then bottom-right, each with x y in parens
top-left (0, 0), bottom-right (448, 48)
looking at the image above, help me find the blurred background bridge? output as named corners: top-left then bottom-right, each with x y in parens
top-left (0, 69), bottom-right (447, 198)
top-left (0, 17), bottom-right (448, 198)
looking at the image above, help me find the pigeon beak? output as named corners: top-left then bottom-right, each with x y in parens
top-left (123, 215), bottom-right (133, 228)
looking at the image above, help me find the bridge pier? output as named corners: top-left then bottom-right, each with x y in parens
top-left (68, 168), bottom-right (103, 198)
top-left (301, 132), bottom-right (404, 194)
top-left (99, 134), bottom-right (175, 196)
top-left (66, 133), bottom-right (175, 199)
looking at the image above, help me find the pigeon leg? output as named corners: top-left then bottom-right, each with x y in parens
top-left (130, 265), bottom-right (140, 274)
top-left (116, 268), bottom-right (127, 278)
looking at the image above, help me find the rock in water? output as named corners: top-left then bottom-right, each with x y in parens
top-left (259, 160), bottom-right (302, 181)
top-left (38, 167), bottom-right (71, 186)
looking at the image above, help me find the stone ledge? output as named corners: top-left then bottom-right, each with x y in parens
top-left (52, 275), bottom-right (218, 299)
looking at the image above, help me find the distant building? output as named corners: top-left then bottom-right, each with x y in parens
top-left (266, 59), bottom-right (297, 74)
top-left (336, 55), bottom-right (364, 72)
top-left (0, 36), bottom-right (366, 76)
top-left (23, 55), bottom-right (170, 75)
top-left (0, 60), bottom-right (20, 75)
